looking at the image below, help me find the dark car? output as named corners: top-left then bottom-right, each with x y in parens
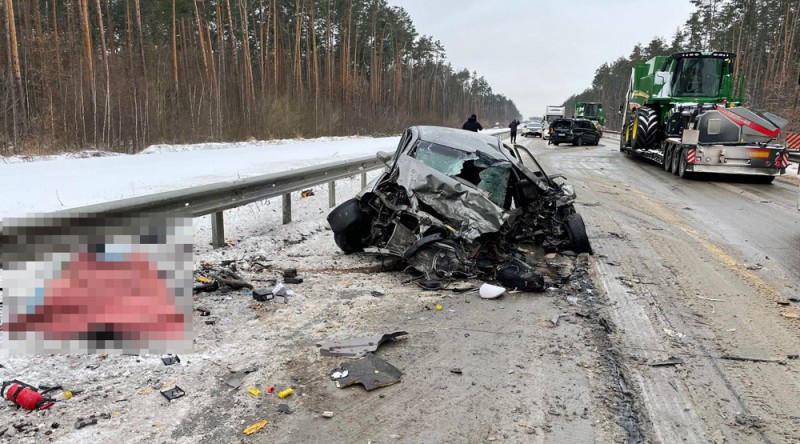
top-left (327, 126), bottom-right (592, 291)
top-left (548, 118), bottom-right (601, 146)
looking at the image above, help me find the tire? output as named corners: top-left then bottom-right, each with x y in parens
top-left (576, 135), bottom-right (584, 146)
top-left (553, 142), bottom-right (560, 146)
top-left (631, 107), bottom-right (659, 150)
top-left (671, 147), bottom-right (681, 175)
top-left (334, 232), bottom-right (364, 254)
top-left (565, 213), bottom-right (593, 254)
top-left (664, 146), bottom-right (673, 172)
top-left (677, 148), bottom-right (693, 179)
top-left (751, 175), bottom-right (775, 184)
top-left (328, 198), bottom-right (369, 253)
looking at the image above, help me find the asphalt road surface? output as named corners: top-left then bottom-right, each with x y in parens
top-left (514, 133), bottom-right (800, 443)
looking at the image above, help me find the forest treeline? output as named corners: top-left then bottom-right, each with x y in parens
top-left (0, 0), bottom-right (520, 154)
top-left (564, 0), bottom-right (799, 133)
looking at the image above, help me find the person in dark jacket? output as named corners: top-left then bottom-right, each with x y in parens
top-left (509, 119), bottom-right (520, 143)
top-left (462, 114), bottom-right (483, 132)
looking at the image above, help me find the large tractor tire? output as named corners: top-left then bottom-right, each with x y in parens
top-left (631, 107), bottom-right (659, 150)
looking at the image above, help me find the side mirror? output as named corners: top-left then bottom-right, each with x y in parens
top-left (377, 150), bottom-right (393, 166)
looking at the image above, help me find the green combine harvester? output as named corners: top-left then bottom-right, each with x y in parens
top-left (575, 102), bottom-right (605, 127)
top-left (620, 51), bottom-right (789, 182)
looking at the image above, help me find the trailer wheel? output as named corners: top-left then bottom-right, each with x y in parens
top-left (678, 149), bottom-right (694, 179)
top-left (671, 147), bottom-right (681, 176)
top-left (565, 213), bottom-right (593, 255)
top-left (664, 146), bottom-right (673, 172)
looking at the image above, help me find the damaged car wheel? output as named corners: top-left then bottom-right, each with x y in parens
top-left (328, 198), bottom-right (370, 254)
top-left (564, 213), bottom-right (592, 254)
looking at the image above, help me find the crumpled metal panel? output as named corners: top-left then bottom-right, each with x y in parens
top-left (318, 331), bottom-right (409, 357)
top-left (394, 156), bottom-right (506, 240)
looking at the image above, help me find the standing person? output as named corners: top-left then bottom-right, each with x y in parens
top-left (509, 119), bottom-right (520, 143)
top-left (462, 114), bottom-right (483, 132)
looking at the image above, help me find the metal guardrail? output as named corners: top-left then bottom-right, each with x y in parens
top-left (52, 130), bottom-right (513, 248)
top-left (59, 155), bottom-right (384, 248)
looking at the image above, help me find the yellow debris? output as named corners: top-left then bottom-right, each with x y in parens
top-left (247, 388), bottom-right (262, 397)
top-left (243, 420), bottom-right (268, 435)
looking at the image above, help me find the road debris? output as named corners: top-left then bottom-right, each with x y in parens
top-left (649, 357), bottom-right (685, 367)
top-left (330, 370), bottom-right (349, 380)
top-left (450, 368), bottom-right (463, 375)
top-left (243, 420), bottom-right (268, 435)
top-left (720, 354), bottom-right (786, 365)
top-left (318, 331), bottom-right (408, 357)
top-left (301, 189), bottom-right (315, 198)
top-left (161, 354), bottom-right (180, 366)
top-left (74, 413), bottom-right (110, 430)
top-left (321, 411), bottom-right (335, 418)
top-left (277, 404), bottom-right (292, 414)
top-left (334, 353), bottom-right (402, 391)
top-left (223, 374), bottom-right (244, 389)
top-left (550, 313), bottom-right (562, 326)
top-left (479, 283), bottom-right (506, 299)
top-left (696, 296), bottom-right (725, 302)
top-left (160, 386), bottom-right (186, 401)
top-left (247, 388), bottom-right (262, 397)
top-left (278, 388), bottom-right (294, 399)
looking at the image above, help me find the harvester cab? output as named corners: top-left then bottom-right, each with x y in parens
top-left (575, 102), bottom-right (606, 127)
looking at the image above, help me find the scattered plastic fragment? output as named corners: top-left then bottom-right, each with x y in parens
top-left (450, 368), bottom-right (463, 375)
top-left (319, 331), bottom-right (408, 357)
top-left (330, 370), bottom-right (349, 380)
top-left (161, 354), bottom-right (180, 366)
top-left (322, 411), bottom-right (335, 418)
top-left (479, 283), bottom-right (506, 299)
top-left (247, 388), bottom-right (262, 397)
top-left (63, 391), bottom-right (73, 399)
top-left (334, 353), bottom-right (402, 391)
top-left (278, 388), bottom-right (294, 399)
top-left (435, 304), bottom-right (443, 311)
top-left (243, 419), bottom-right (268, 435)
top-left (266, 386), bottom-right (275, 394)
top-left (160, 386), bottom-right (185, 401)
top-left (284, 277), bottom-right (304, 284)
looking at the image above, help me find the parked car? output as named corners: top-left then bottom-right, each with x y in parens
top-left (521, 122), bottom-right (543, 138)
top-left (548, 118), bottom-right (601, 146)
top-left (327, 126), bottom-right (592, 290)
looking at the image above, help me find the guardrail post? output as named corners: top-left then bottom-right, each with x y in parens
top-left (282, 193), bottom-right (292, 224)
top-left (361, 172), bottom-right (367, 188)
top-left (329, 181), bottom-right (336, 208)
top-left (211, 211), bottom-right (225, 248)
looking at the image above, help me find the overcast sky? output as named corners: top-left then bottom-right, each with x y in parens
top-left (393, 0), bottom-right (696, 119)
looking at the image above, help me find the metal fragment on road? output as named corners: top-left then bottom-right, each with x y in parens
top-left (334, 353), bottom-right (402, 391)
top-left (319, 331), bottom-right (408, 357)
top-left (649, 357), bottom-right (685, 367)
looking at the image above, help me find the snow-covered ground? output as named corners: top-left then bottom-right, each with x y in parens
top-left (0, 129), bottom-right (508, 219)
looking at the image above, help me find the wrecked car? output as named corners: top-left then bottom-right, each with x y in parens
top-left (327, 126), bottom-right (592, 291)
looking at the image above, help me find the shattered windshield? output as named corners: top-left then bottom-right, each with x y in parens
top-left (411, 140), bottom-right (512, 208)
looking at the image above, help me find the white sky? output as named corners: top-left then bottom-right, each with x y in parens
top-left (393, 0), bottom-right (696, 119)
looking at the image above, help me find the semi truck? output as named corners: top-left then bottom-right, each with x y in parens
top-left (543, 106), bottom-right (566, 139)
top-left (620, 51), bottom-right (789, 182)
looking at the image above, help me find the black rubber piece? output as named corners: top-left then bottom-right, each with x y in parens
top-left (565, 213), bottom-right (593, 255)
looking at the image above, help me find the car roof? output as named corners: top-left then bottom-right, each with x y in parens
top-left (414, 126), bottom-right (505, 156)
